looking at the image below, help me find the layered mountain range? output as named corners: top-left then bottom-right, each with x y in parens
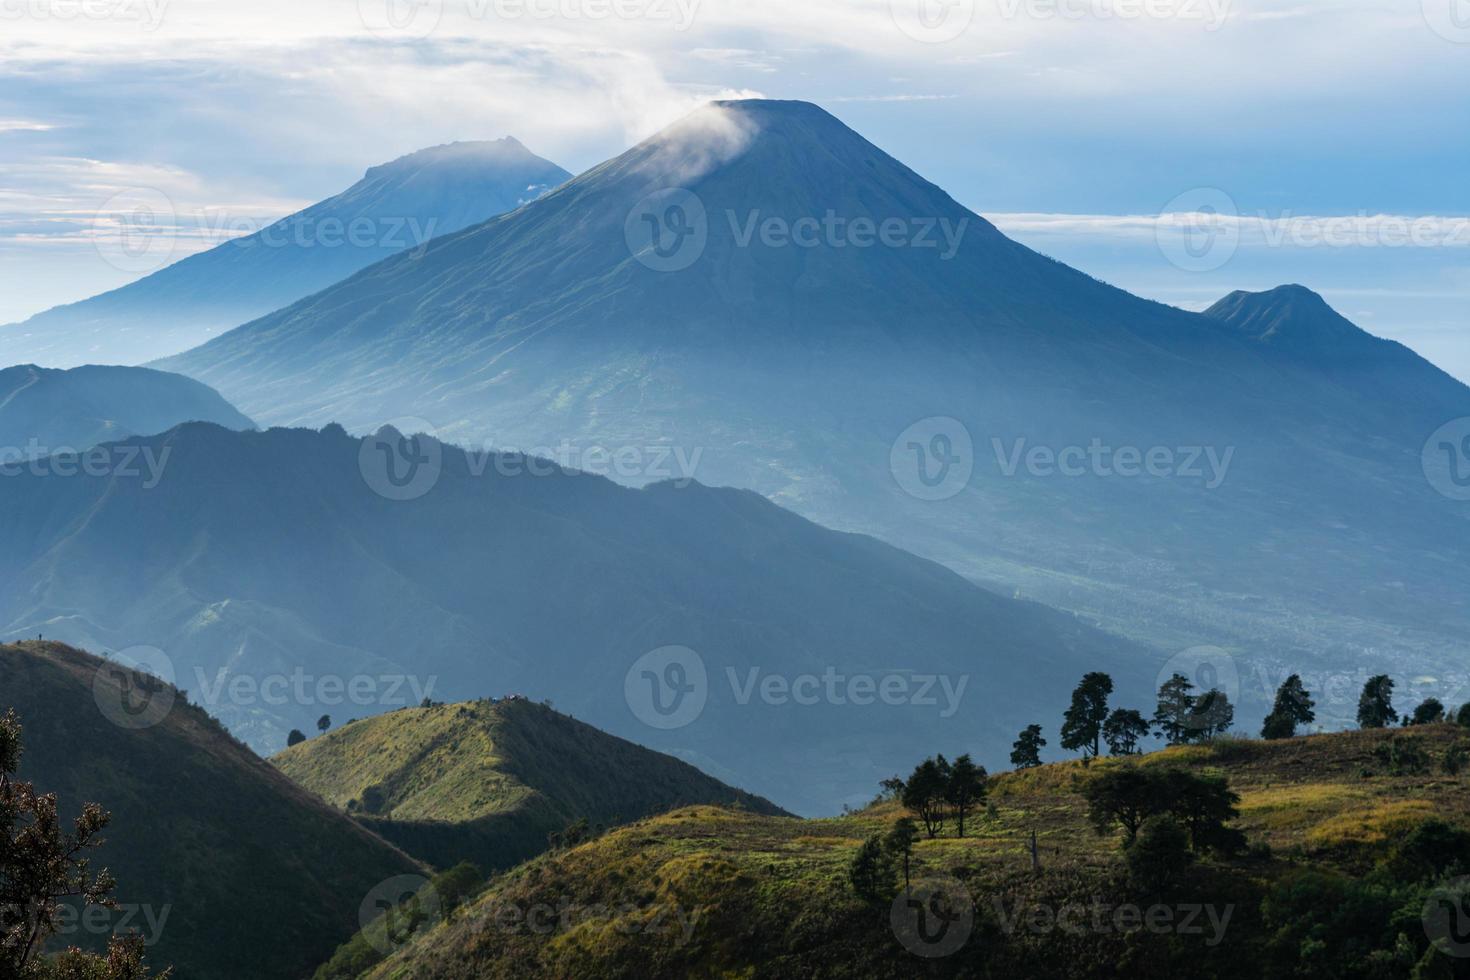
top-left (155, 100), bottom-right (1470, 694)
top-left (0, 422), bottom-right (1148, 814)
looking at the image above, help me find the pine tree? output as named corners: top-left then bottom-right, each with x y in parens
top-left (1061, 673), bottom-right (1114, 759)
top-left (1010, 725), bottom-right (1046, 769)
top-left (1358, 675), bottom-right (1398, 729)
top-left (1261, 674), bottom-right (1315, 739)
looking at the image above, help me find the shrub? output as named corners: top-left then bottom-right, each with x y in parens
top-left (1126, 816), bottom-right (1194, 894)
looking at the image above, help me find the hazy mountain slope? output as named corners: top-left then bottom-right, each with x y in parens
top-left (1205, 284), bottom-right (1470, 432)
top-left (364, 726), bottom-right (1470, 979)
top-left (159, 100), bottom-right (1470, 687)
top-left (0, 641), bottom-right (423, 980)
top-left (0, 139), bottom-right (570, 367)
top-left (0, 363), bottom-right (252, 455)
top-left (274, 698), bottom-right (786, 872)
top-left (0, 422), bottom-right (1149, 814)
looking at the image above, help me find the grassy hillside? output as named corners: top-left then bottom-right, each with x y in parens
top-left (0, 641), bottom-right (423, 980)
top-left (274, 698), bottom-right (787, 873)
top-left (360, 725), bottom-right (1470, 979)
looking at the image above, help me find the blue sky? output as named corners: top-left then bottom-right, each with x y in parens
top-left (2, 0), bottom-right (1467, 378)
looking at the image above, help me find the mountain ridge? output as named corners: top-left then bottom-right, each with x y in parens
top-left (0, 138), bottom-right (571, 367)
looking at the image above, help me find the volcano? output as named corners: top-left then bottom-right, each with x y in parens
top-left (159, 100), bottom-right (1470, 704)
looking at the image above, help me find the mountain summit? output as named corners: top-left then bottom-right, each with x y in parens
top-left (0, 138), bottom-right (571, 367)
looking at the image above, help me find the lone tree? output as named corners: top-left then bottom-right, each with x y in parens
top-left (1102, 709), bottom-right (1151, 756)
top-left (900, 756), bottom-right (951, 839)
top-left (1358, 675), bottom-right (1398, 729)
top-left (885, 817), bottom-right (920, 893)
top-left (1194, 688), bottom-right (1235, 739)
top-left (286, 729), bottom-right (307, 747)
top-left (945, 755), bottom-right (988, 838)
top-left (1458, 703), bottom-right (1470, 728)
top-left (1010, 725), bottom-right (1046, 769)
top-left (1261, 675), bottom-right (1315, 740)
top-left (1410, 698), bottom-right (1446, 726)
top-left (848, 835), bottom-right (895, 905)
top-left (316, 714), bottom-right (332, 735)
top-left (1153, 673), bottom-right (1199, 745)
top-left (0, 709), bottom-right (169, 978)
top-left (1061, 672), bottom-right (1114, 759)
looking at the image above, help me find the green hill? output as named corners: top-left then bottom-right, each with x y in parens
top-left (0, 641), bottom-right (423, 980)
top-left (359, 725), bottom-right (1470, 979)
top-left (273, 697), bottom-right (787, 873)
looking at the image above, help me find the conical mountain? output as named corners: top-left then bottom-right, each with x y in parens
top-left (159, 100), bottom-right (1470, 690)
top-left (0, 138), bottom-right (571, 367)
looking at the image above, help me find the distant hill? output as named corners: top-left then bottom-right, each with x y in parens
top-left (273, 697), bottom-right (786, 872)
top-left (0, 139), bottom-right (571, 367)
top-left (0, 422), bottom-right (1149, 814)
top-left (0, 363), bottom-right (252, 456)
top-left (157, 99), bottom-right (1470, 700)
top-left (0, 641), bottom-right (423, 980)
top-left (1205, 284), bottom-right (1470, 432)
top-left (362, 724), bottom-right (1470, 979)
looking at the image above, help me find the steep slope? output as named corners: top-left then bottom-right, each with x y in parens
top-left (158, 100), bottom-right (1470, 690)
top-left (0, 641), bottom-right (423, 980)
top-left (0, 363), bottom-right (252, 456)
top-left (0, 422), bottom-right (1149, 814)
top-left (363, 726), bottom-right (1470, 979)
top-left (0, 139), bottom-right (570, 367)
top-left (274, 698), bottom-right (786, 872)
